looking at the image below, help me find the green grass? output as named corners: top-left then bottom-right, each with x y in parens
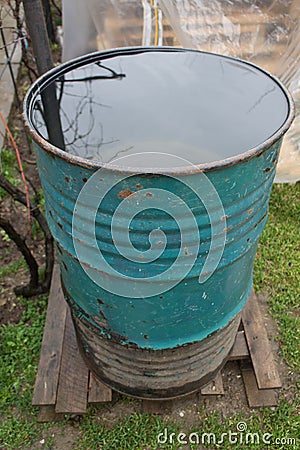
top-left (0, 184), bottom-right (299, 449)
top-left (74, 400), bottom-right (299, 450)
top-left (189, 401), bottom-right (299, 450)
top-left (75, 413), bottom-right (180, 450)
top-left (254, 183), bottom-right (300, 370)
top-left (0, 257), bottom-right (26, 279)
top-left (0, 147), bottom-right (20, 201)
top-left (0, 296), bottom-right (49, 448)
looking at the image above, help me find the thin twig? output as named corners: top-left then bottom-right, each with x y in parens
top-left (0, 112), bottom-right (31, 227)
top-left (0, 35), bottom-right (26, 50)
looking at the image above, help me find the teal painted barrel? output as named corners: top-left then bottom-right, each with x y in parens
top-left (23, 47), bottom-right (294, 398)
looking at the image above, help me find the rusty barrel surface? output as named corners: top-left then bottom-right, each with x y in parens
top-left (23, 47), bottom-right (294, 398)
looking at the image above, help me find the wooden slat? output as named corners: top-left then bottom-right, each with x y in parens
top-left (240, 361), bottom-right (278, 408)
top-left (242, 292), bottom-right (281, 389)
top-left (88, 372), bottom-right (112, 403)
top-left (37, 405), bottom-right (64, 423)
top-left (228, 330), bottom-right (250, 360)
top-left (201, 372), bottom-right (224, 395)
top-left (55, 308), bottom-right (89, 414)
top-left (32, 264), bottom-right (67, 406)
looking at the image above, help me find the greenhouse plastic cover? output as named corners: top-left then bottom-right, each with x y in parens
top-left (62, 0), bottom-right (300, 183)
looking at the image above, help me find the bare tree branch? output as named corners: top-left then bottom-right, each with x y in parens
top-left (0, 215), bottom-right (39, 295)
top-left (0, 172), bottom-right (54, 295)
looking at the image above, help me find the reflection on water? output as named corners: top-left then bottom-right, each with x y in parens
top-left (31, 49), bottom-right (289, 168)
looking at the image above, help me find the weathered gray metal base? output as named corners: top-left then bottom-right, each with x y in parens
top-left (73, 313), bottom-right (241, 400)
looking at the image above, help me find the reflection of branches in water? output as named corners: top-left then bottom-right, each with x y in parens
top-left (58, 79), bottom-right (118, 160)
top-left (33, 62), bottom-right (126, 160)
top-left (246, 86), bottom-right (276, 114)
top-left (61, 62), bottom-right (126, 82)
top-left (107, 145), bottom-right (134, 163)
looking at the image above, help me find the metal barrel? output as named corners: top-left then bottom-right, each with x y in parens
top-left (23, 47), bottom-right (294, 399)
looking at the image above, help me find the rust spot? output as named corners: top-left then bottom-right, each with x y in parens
top-left (144, 334), bottom-right (149, 339)
top-left (62, 261), bottom-right (68, 272)
top-left (145, 192), bottom-right (153, 197)
top-left (97, 298), bottom-right (104, 305)
top-left (65, 176), bottom-right (69, 182)
top-left (82, 177), bottom-right (88, 182)
top-left (248, 208), bottom-right (253, 215)
top-left (58, 189), bottom-right (62, 193)
top-left (100, 310), bottom-right (106, 320)
top-left (138, 254), bottom-right (144, 259)
top-left (109, 330), bottom-right (130, 345)
top-left (264, 167), bottom-right (271, 172)
top-left (221, 215), bottom-right (228, 221)
top-left (93, 315), bottom-right (107, 327)
top-left (56, 243), bottom-right (63, 254)
top-left (136, 184), bottom-right (143, 189)
top-left (141, 173), bottom-right (160, 179)
top-left (225, 178), bottom-right (229, 182)
top-left (257, 215), bottom-right (266, 225)
top-left (57, 222), bottom-right (63, 230)
top-left (224, 226), bottom-right (233, 233)
top-left (118, 189), bottom-right (134, 198)
top-left (123, 342), bottom-right (139, 349)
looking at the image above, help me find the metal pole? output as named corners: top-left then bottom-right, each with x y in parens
top-left (23, 0), bottom-right (65, 149)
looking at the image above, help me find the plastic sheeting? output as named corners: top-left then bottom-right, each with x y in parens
top-left (62, 0), bottom-right (300, 183)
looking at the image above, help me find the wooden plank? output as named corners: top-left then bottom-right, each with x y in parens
top-left (240, 361), bottom-right (278, 408)
top-left (201, 371), bottom-right (224, 395)
top-left (88, 372), bottom-right (112, 404)
top-left (37, 405), bottom-right (64, 423)
top-left (242, 291), bottom-right (281, 389)
top-left (32, 264), bottom-right (68, 406)
top-left (55, 308), bottom-right (89, 414)
top-left (228, 330), bottom-right (250, 360)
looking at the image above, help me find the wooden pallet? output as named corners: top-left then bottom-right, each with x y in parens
top-left (32, 265), bottom-right (281, 421)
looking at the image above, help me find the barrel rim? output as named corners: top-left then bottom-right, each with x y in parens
top-left (23, 46), bottom-right (295, 175)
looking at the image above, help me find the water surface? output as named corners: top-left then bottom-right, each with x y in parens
top-left (31, 49), bottom-right (289, 168)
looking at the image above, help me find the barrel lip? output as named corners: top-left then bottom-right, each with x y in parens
top-left (23, 46), bottom-right (295, 175)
